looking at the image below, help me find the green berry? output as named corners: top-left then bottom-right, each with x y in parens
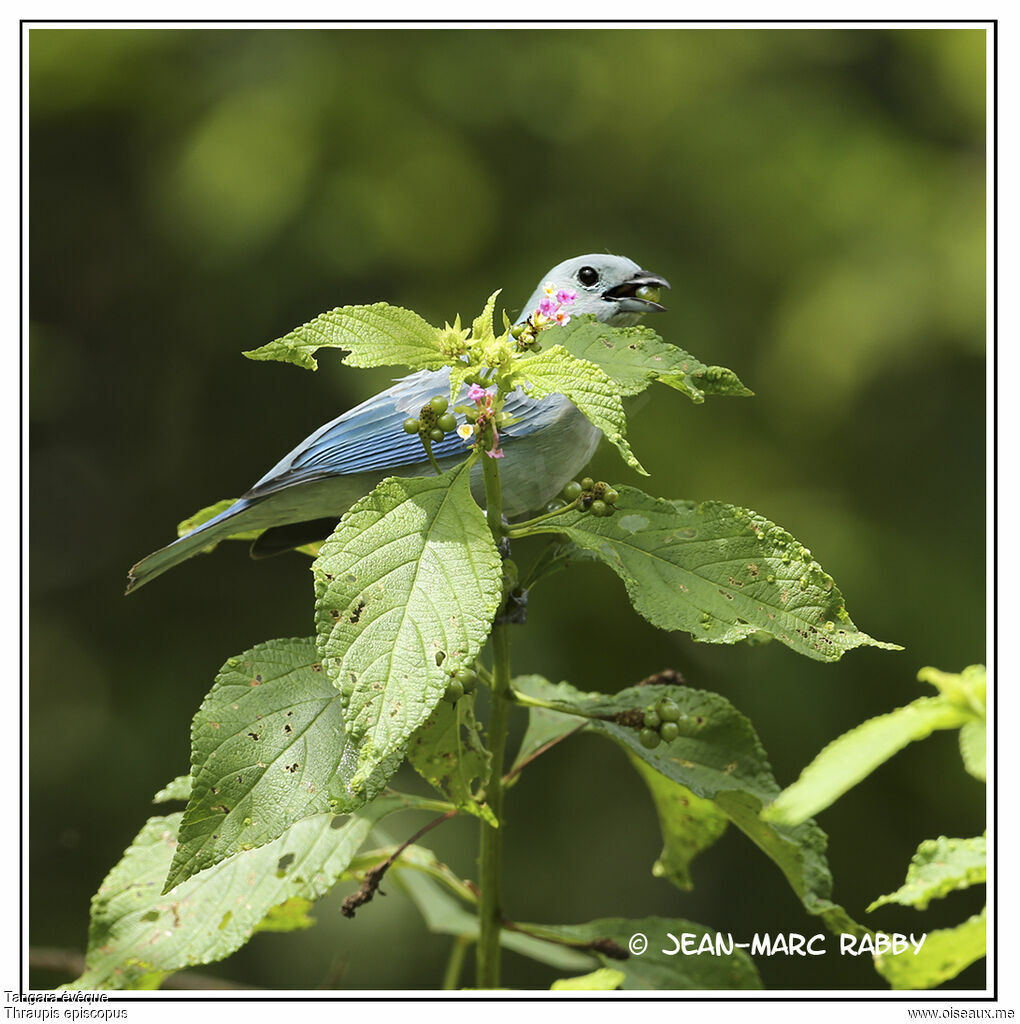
top-left (656, 698), bottom-right (681, 722)
top-left (562, 481), bottom-right (583, 502)
top-left (546, 499), bottom-right (567, 513)
top-left (444, 679), bottom-right (465, 703)
top-left (580, 477), bottom-right (594, 492)
top-left (429, 427), bottom-right (445, 442)
top-left (643, 709), bottom-right (662, 730)
top-left (639, 728), bottom-right (662, 750)
top-left (603, 487), bottom-right (619, 506)
top-left (590, 500), bottom-right (608, 517)
top-left (456, 669), bottom-right (477, 694)
top-left (437, 413), bottom-right (457, 433)
top-left (403, 417), bottom-right (420, 434)
top-left (660, 721), bottom-right (680, 742)
top-left (510, 323), bottom-right (527, 339)
top-left (430, 396), bottom-right (449, 414)
top-left (634, 285), bottom-right (661, 304)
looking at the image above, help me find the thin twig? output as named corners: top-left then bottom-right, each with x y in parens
top-left (340, 810), bottom-right (457, 918)
top-left (502, 722), bottom-right (586, 785)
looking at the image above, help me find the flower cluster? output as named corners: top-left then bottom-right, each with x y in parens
top-left (457, 383), bottom-right (504, 459)
top-left (537, 282), bottom-right (578, 325)
top-left (510, 283), bottom-right (578, 352)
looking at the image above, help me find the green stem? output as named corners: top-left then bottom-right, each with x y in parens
top-left (505, 498), bottom-right (580, 538)
top-left (442, 935), bottom-right (472, 991)
top-left (509, 686), bottom-right (603, 721)
top-left (477, 623), bottom-right (511, 988)
top-left (420, 436), bottom-right (443, 475)
top-left (476, 440), bottom-right (510, 989)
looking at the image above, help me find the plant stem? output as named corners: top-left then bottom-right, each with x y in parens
top-left (477, 437), bottom-right (510, 989)
top-left (442, 935), bottom-right (472, 991)
top-left (477, 622), bottom-right (511, 988)
top-left (505, 498), bottom-right (580, 538)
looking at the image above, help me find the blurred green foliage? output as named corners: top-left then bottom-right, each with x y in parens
top-left (29, 27), bottom-right (986, 990)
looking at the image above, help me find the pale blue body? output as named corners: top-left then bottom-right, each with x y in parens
top-left (127, 255), bottom-right (668, 591)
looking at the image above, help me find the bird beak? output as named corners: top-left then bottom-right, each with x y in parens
top-left (602, 270), bottom-right (671, 313)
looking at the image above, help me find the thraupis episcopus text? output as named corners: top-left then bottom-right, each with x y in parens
top-left (126, 254), bottom-right (669, 592)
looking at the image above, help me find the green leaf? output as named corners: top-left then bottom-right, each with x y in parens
top-left (629, 755), bottom-right (729, 891)
top-left (176, 499), bottom-right (262, 543)
top-left (375, 842), bottom-right (596, 972)
top-left (153, 775), bottom-right (191, 804)
top-left (514, 676), bottom-right (860, 934)
top-left (874, 909), bottom-right (986, 990)
top-left (165, 638), bottom-right (360, 892)
top-left (244, 303), bottom-right (446, 372)
top-left (509, 673), bottom-right (585, 776)
top-left (65, 795), bottom-right (412, 990)
top-left (547, 316), bottom-right (752, 402)
top-left (959, 719), bottom-right (986, 781)
top-left (868, 836), bottom-right (986, 912)
top-left (513, 345), bottom-right (647, 474)
top-left (251, 897), bottom-right (315, 934)
top-left (551, 967), bottom-right (625, 990)
top-left (764, 696), bottom-right (972, 827)
top-left (516, 486), bottom-right (896, 662)
top-left (518, 917), bottom-right (762, 990)
top-left (408, 694), bottom-right (495, 824)
top-left (917, 664), bottom-right (986, 717)
top-left (313, 460), bottom-right (502, 792)
top-left (471, 289), bottom-right (501, 341)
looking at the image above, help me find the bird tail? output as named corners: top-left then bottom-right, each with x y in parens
top-left (125, 499), bottom-right (254, 594)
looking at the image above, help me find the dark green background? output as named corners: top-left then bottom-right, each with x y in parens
top-left (29, 27), bottom-right (987, 991)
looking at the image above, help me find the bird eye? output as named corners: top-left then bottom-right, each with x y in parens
top-left (577, 266), bottom-right (599, 287)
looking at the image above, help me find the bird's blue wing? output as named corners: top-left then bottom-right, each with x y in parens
top-left (243, 367), bottom-right (557, 501)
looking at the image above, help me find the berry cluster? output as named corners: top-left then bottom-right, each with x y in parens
top-left (403, 395), bottom-right (458, 442)
top-left (443, 668), bottom-right (478, 704)
top-left (638, 696), bottom-right (683, 749)
top-left (547, 478), bottom-right (620, 517)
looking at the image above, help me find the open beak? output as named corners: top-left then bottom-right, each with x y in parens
top-left (603, 270), bottom-right (671, 313)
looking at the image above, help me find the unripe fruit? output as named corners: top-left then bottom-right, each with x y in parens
top-left (635, 285), bottom-right (661, 304)
top-left (590, 500), bottom-right (608, 517)
top-left (603, 487), bottom-right (620, 506)
top-left (429, 428), bottom-right (445, 442)
top-left (437, 413), bottom-right (457, 433)
top-left (580, 477), bottom-right (594, 492)
top-left (643, 709), bottom-right (662, 730)
top-left (430, 396), bottom-right (449, 414)
top-left (546, 499), bottom-right (566, 513)
top-left (444, 679), bottom-right (464, 703)
top-left (660, 721), bottom-right (680, 742)
top-left (562, 481), bottom-right (583, 502)
top-left (403, 418), bottom-right (420, 434)
top-left (656, 698), bottom-right (681, 722)
top-left (639, 728), bottom-right (662, 750)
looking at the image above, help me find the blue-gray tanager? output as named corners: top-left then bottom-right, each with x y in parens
top-left (126, 255), bottom-right (669, 592)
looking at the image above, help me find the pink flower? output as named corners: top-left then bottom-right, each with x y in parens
top-left (556, 288), bottom-right (577, 305)
top-left (538, 296), bottom-right (557, 318)
top-left (485, 447), bottom-right (505, 459)
top-left (467, 383), bottom-right (488, 403)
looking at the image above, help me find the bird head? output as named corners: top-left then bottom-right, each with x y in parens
top-left (517, 254), bottom-right (671, 328)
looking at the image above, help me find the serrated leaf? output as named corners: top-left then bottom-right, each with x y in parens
top-left (546, 315), bottom-right (752, 402)
top-left (65, 795), bottom-right (411, 990)
top-left (408, 695), bottom-right (495, 824)
top-left (515, 676), bottom-right (859, 935)
top-left (551, 967), bottom-right (625, 990)
top-left (629, 755), bottom-right (729, 891)
top-left (165, 638), bottom-right (361, 892)
top-left (874, 909), bottom-right (986, 989)
top-left (513, 345), bottom-right (646, 474)
top-left (959, 720), bottom-right (986, 781)
top-left (519, 917), bottom-right (762, 990)
top-left (764, 697), bottom-right (972, 827)
top-left (516, 486), bottom-right (895, 662)
top-left (153, 775), bottom-right (191, 804)
top-left (313, 460), bottom-right (502, 792)
top-left (868, 836), bottom-right (986, 912)
top-left (244, 303), bottom-right (446, 372)
top-left (471, 289), bottom-right (501, 340)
